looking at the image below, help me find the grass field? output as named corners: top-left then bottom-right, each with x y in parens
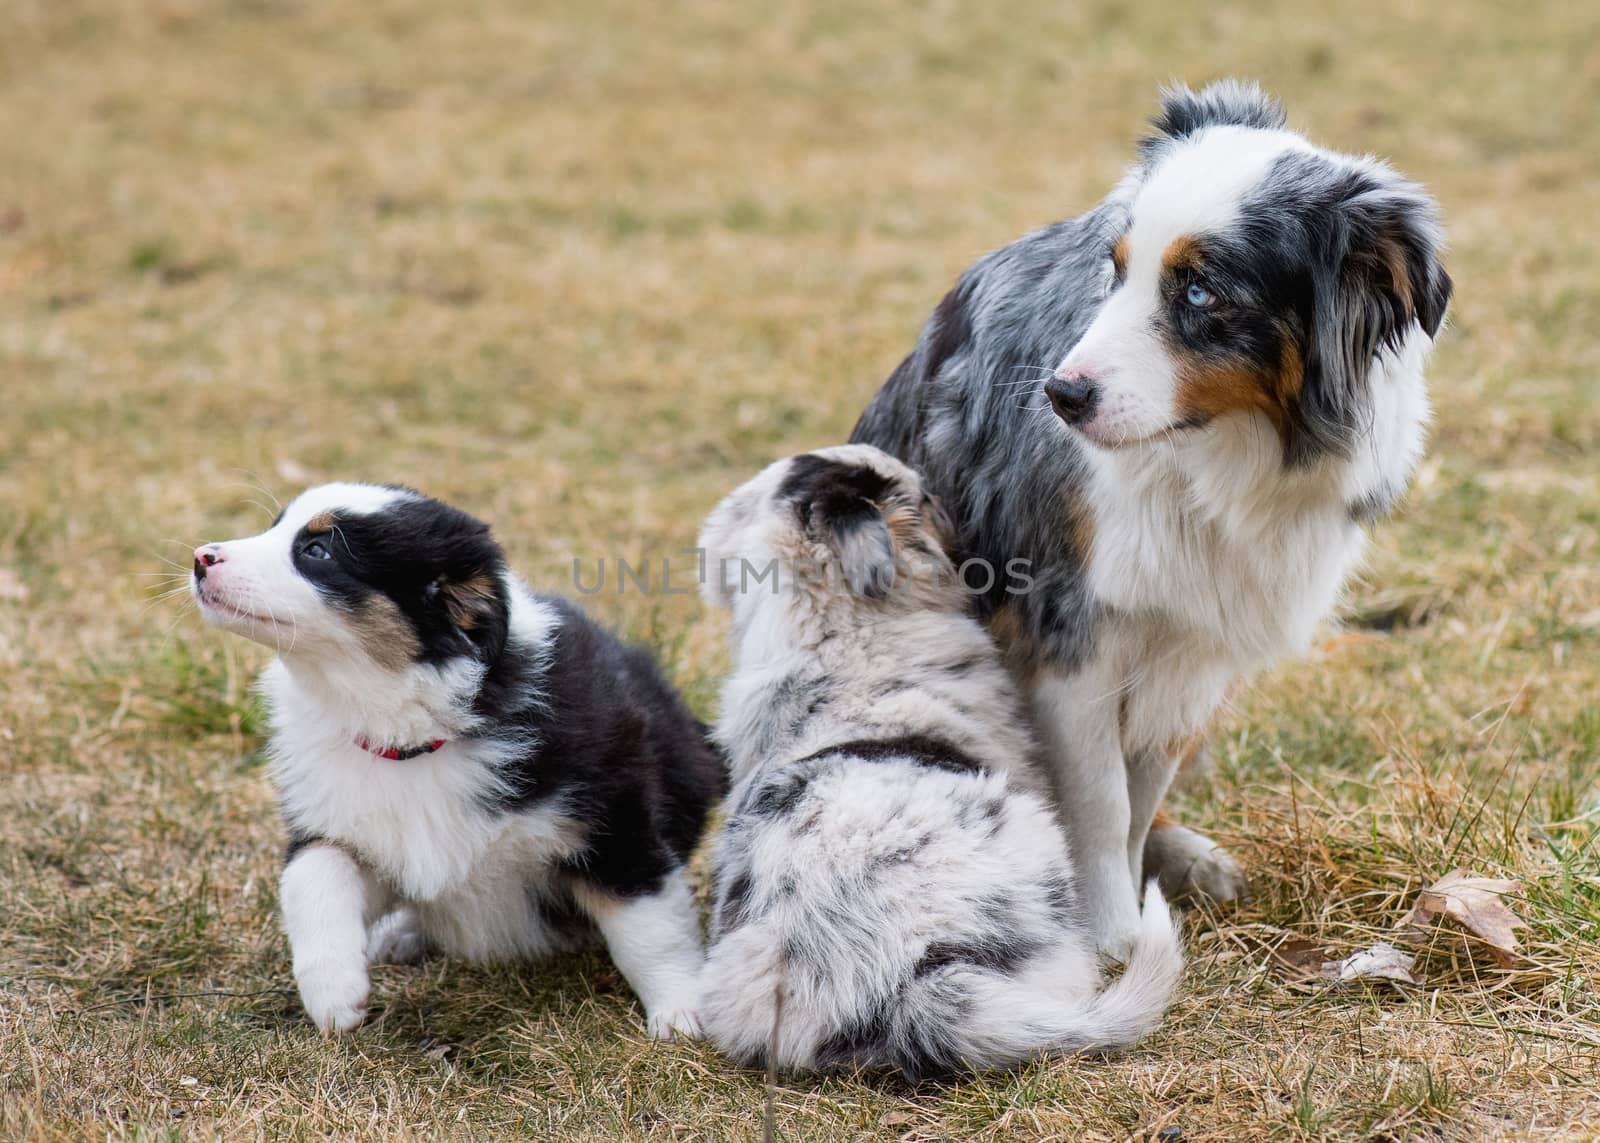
top-left (3, 0), bottom-right (1599, 1139)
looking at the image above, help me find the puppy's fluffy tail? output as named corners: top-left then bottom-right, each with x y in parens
top-left (932, 882), bottom-right (1183, 1070)
top-left (1045, 882), bottom-right (1182, 1052)
top-left (702, 883), bottom-right (1182, 1077)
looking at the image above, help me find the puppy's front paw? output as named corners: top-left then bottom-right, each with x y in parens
top-left (366, 909), bottom-right (430, 965)
top-left (296, 959), bottom-right (371, 1035)
top-left (644, 1004), bottom-right (702, 1041)
top-left (1145, 824), bottom-right (1248, 904)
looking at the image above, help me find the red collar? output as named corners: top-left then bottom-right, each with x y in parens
top-left (355, 736), bottom-right (447, 761)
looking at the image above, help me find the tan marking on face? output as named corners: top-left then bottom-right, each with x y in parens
top-left (1160, 234), bottom-right (1203, 275)
top-left (303, 511), bottom-right (336, 535)
top-left (1173, 326), bottom-right (1304, 441)
top-left (1111, 233), bottom-right (1131, 277)
top-left (355, 596), bottom-right (420, 671)
top-left (1164, 233), bottom-right (1286, 429)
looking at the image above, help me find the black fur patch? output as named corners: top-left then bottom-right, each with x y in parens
top-left (742, 770), bottom-right (814, 818)
top-left (1236, 151), bottom-right (1452, 466)
top-left (1144, 79), bottom-right (1286, 151)
top-left (812, 1006), bottom-right (894, 1074)
top-left (473, 595), bottom-right (727, 900)
top-left (284, 829), bottom-right (321, 863)
top-left (912, 932), bottom-right (1041, 978)
top-left (793, 734), bottom-right (986, 776)
top-left (712, 871), bottom-right (754, 935)
top-left (293, 493), bottom-right (511, 665)
top-left (777, 454), bottom-right (900, 598)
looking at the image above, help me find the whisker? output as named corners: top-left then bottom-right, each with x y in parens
top-left (224, 471), bottom-right (283, 516)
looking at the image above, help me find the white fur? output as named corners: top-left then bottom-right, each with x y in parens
top-left (1065, 128), bottom-right (1312, 445)
top-left (696, 447), bottom-right (1183, 1074)
top-left (280, 844), bottom-right (390, 1034)
top-left (576, 870), bottom-right (706, 1040)
top-left (199, 485), bottom-right (712, 1038)
top-left (192, 483), bottom-right (416, 654)
top-left (1038, 126), bottom-right (1440, 955)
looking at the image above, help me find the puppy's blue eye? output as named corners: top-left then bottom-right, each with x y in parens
top-left (302, 540), bottom-right (331, 560)
top-left (1185, 282), bottom-right (1216, 308)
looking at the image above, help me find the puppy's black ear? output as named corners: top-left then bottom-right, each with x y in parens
top-left (429, 571), bottom-right (499, 632)
top-left (1143, 79), bottom-right (1285, 154)
top-left (425, 569), bottom-right (508, 659)
top-left (1296, 174), bottom-right (1451, 466)
top-left (822, 497), bottom-right (897, 599)
top-left (778, 455), bottom-right (898, 599)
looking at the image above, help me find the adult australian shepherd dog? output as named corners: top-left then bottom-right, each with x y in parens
top-left (851, 80), bottom-right (1452, 958)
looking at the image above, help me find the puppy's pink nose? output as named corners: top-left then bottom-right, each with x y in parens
top-left (193, 545), bottom-right (224, 578)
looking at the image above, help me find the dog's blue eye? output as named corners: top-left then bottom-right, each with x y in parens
top-left (1185, 282), bottom-right (1216, 308)
top-left (302, 540), bottom-right (331, 560)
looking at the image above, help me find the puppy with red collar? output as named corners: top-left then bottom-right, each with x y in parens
top-left (192, 483), bottom-right (724, 1037)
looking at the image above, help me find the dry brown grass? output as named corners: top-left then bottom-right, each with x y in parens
top-left (2, 1), bottom-right (1598, 1139)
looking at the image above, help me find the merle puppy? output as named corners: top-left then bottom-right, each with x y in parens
top-left (694, 445), bottom-right (1181, 1077)
top-left (852, 81), bottom-right (1452, 957)
top-left (191, 483), bottom-right (724, 1037)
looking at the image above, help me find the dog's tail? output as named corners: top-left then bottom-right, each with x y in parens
top-left (927, 883), bottom-right (1183, 1070)
top-left (702, 883), bottom-right (1182, 1078)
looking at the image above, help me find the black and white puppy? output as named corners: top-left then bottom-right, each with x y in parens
top-left (191, 483), bottom-right (724, 1037)
top-left (694, 445), bottom-right (1181, 1077)
top-left (852, 81), bottom-right (1452, 958)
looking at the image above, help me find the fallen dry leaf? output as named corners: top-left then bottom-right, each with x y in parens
top-left (1271, 938), bottom-right (1328, 976)
top-left (1401, 867), bottom-right (1527, 968)
top-left (1322, 942), bottom-right (1419, 985)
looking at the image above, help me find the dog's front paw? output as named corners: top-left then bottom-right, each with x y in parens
top-left (644, 1003), bottom-right (703, 1041)
top-left (1096, 913), bottom-right (1143, 965)
top-left (366, 909), bottom-right (430, 965)
top-left (1145, 823), bottom-right (1248, 903)
top-left (295, 959), bottom-right (371, 1035)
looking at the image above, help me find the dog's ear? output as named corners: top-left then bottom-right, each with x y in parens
top-left (822, 496), bottom-right (897, 599)
top-left (1339, 180), bottom-right (1453, 342)
top-left (1142, 79), bottom-right (1285, 155)
top-left (427, 571), bottom-right (499, 632)
top-left (423, 568), bottom-right (508, 659)
top-left (1295, 174), bottom-right (1451, 465)
top-left (778, 455), bottom-right (898, 599)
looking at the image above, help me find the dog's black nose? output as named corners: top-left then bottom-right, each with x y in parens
top-left (1045, 373), bottom-right (1101, 426)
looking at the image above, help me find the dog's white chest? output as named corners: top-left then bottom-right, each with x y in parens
top-left (411, 816), bottom-right (586, 960)
top-left (1085, 442), bottom-right (1365, 666)
top-left (273, 741), bottom-right (498, 895)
